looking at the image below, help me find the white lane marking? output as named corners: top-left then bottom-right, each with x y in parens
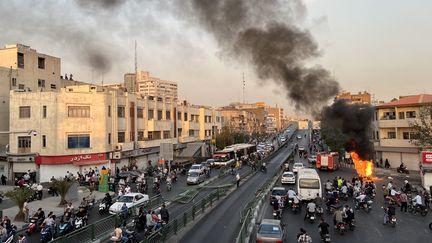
top-left (374, 227), bottom-right (383, 237)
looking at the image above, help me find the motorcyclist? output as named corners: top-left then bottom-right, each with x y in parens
top-left (261, 162), bottom-right (267, 171)
top-left (325, 180), bottom-right (333, 192)
top-left (333, 209), bottom-right (344, 228)
top-left (343, 205), bottom-right (355, 226)
top-left (398, 162), bottom-right (407, 173)
top-left (383, 203), bottom-right (396, 224)
top-left (412, 193), bottom-right (423, 210)
top-left (103, 193), bottom-right (112, 206)
top-left (304, 201), bottom-right (316, 220)
top-left (403, 180), bottom-right (412, 193)
top-left (340, 184), bottom-right (348, 197)
top-left (297, 228), bottom-right (312, 243)
top-left (160, 204), bottom-right (169, 223)
top-left (355, 192), bottom-right (368, 209)
top-left (287, 188), bottom-right (297, 200)
top-left (318, 218), bottom-right (330, 238)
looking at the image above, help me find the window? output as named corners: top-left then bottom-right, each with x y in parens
top-left (177, 112), bottom-right (181, 120)
top-left (19, 106), bottom-right (31, 118)
top-left (108, 133), bottom-right (111, 145)
top-left (178, 128), bottom-right (182, 137)
top-left (108, 106), bottom-right (111, 117)
top-left (163, 131), bottom-right (170, 139)
top-left (387, 131), bottom-right (396, 139)
top-left (148, 109), bottom-right (154, 120)
top-left (398, 112), bottom-right (405, 119)
top-left (216, 116), bottom-right (221, 123)
top-left (299, 179), bottom-right (320, 189)
top-left (68, 106), bottom-right (90, 118)
top-left (118, 132), bottom-right (125, 143)
top-left (12, 78), bottom-right (16, 86)
top-left (42, 106), bottom-right (47, 118)
top-left (406, 111), bottom-right (416, 118)
top-left (403, 132), bottom-right (410, 140)
top-left (189, 129), bottom-right (194, 136)
top-left (137, 107), bottom-right (144, 118)
top-left (148, 131), bottom-right (154, 140)
top-left (18, 136), bottom-right (31, 153)
top-left (18, 84), bottom-right (24, 89)
top-left (50, 84), bottom-right (56, 89)
top-left (42, 135), bottom-right (46, 148)
top-left (38, 57), bottom-right (45, 69)
top-left (376, 131), bottom-right (379, 140)
top-left (184, 112), bottom-right (188, 121)
top-left (117, 106), bottom-right (125, 118)
top-left (17, 52), bottom-right (24, 68)
top-left (138, 131), bottom-right (144, 141)
top-left (67, 134), bottom-right (90, 149)
top-left (410, 132), bottom-right (420, 140)
top-left (157, 110), bottom-right (163, 120)
top-left (166, 111), bottom-right (171, 120)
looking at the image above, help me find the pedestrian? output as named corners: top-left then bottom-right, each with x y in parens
top-left (236, 173), bottom-right (240, 188)
top-left (385, 159), bottom-right (390, 168)
top-left (400, 191), bottom-right (408, 213)
top-left (18, 234), bottom-right (27, 243)
top-left (36, 183), bottom-right (43, 200)
top-left (23, 199), bottom-right (29, 223)
top-left (1, 174), bottom-right (6, 185)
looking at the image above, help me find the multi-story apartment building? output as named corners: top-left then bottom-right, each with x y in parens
top-left (125, 70), bottom-right (178, 100)
top-left (267, 107), bottom-right (284, 130)
top-left (218, 107), bottom-right (260, 134)
top-left (336, 91), bottom-right (371, 104)
top-left (373, 94), bottom-right (432, 170)
top-left (8, 85), bottom-right (221, 182)
top-left (0, 44), bottom-right (82, 147)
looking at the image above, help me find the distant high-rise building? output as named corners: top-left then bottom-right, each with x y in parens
top-left (336, 91), bottom-right (371, 104)
top-left (124, 70), bottom-right (178, 100)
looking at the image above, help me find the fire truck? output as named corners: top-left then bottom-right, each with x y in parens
top-left (316, 152), bottom-right (340, 171)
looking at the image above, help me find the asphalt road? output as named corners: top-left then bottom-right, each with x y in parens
top-left (251, 130), bottom-right (432, 243)
top-left (178, 130), bottom-right (298, 243)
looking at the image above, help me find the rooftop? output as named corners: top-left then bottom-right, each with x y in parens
top-left (376, 94), bottom-right (432, 108)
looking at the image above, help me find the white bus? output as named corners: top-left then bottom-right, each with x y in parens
top-left (296, 168), bottom-right (322, 201)
top-left (212, 143), bottom-right (256, 168)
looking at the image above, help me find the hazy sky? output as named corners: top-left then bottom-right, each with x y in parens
top-left (1, 0), bottom-right (431, 116)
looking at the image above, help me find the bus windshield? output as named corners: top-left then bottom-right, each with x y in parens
top-left (299, 179), bottom-right (320, 189)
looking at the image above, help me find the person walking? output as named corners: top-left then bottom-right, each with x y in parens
top-left (1, 174), bottom-right (6, 185)
top-left (400, 191), bottom-right (408, 213)
top-left (23, 200), bottom-right (29, 223)
top-left (236, 173), bottom-right (241, 188)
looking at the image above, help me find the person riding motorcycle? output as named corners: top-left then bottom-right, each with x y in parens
top-left (355, 192), bottom-right (368, 209)
top-left (160, 204), bottom-right (169, 224)
top-left (103, 193), bottom-right (112, 206)
top-left (383, 203), bottom-right (396, 224)
top-left (343, 205), bottom-right (355, 226)
top-left (398, 162), bottom-right (408, 173)
top-left (318, 218), bottom-right (330, 238)
top-left (261, 162), bottom-right (267, 172)
top-left (403, 180), bottom-right (412, 193)
top-left (304, 201), bottom-right (316, 220)
top-left (333, 209), bottom-right (344, 228)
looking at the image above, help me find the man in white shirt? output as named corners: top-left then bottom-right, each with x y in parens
top-left (412, 193), bottom-right (423, 206)
top-left (304, 201), bottom-right (316, 220)
top-left (287, 189), bottom-right (297, 199)
top-left (36, 184), bottom-right (43, 200)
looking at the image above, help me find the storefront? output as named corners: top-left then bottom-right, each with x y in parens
top-left (35, 152), bottom-right (111, 182)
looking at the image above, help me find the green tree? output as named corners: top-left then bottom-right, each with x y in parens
top-left (215, 126), bottom-right (249, 149)
top-left (51, 178), bottom-right (75, 206)
top-left (5, 187), bottom-right (34, 221)
top-left (409, 105), bottom-right (432, 148)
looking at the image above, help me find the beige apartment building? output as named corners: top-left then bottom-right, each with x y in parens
top-left (218, 107), bottom-right (260, 134)
top-left (336, 91), bottom-right (371, 104)
top-left (125, 70), bottom-right (178, 100)
top-left (373, 94), bottom-right (432, 170)
top-left (8, 85), bottom-right (221, 182)
top-left (267, 107), bottom-right (284, 130)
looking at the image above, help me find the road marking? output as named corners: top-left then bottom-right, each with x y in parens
top-left (374, 227), bottom-right (383, 237)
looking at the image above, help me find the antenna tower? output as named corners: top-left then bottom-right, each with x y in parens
top-left (134, 40), bottom-right (138, 92)
top-left (242, 72), bottom-right (245, 104)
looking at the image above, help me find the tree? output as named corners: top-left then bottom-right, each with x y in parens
top-left (5, 187), bottom-right (34, 221)
top-left (410, 105), bottom-right (432, 148)
top-left (51, 178), bottom-right (75, 206)
top-left (215, 126), bottom-right (248, 149)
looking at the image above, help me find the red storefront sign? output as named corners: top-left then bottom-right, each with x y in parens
top-left (421, 151), bottom-right (432, 165)
top-left (36, 153), bottom-right (107, 165)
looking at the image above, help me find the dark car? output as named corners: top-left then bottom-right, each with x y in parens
top-left (269, 187), bottom-right (287, 204)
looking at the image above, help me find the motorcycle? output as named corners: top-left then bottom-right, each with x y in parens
top-left (320, 232), bottom-right (331, 243)
top-left (408, 204), bottom-right (428, 216)
top-left (389, 215), bottom-right (397, 227)
top-left (397, 166), bottom-right (409, 174)
top-left (260, 165), bottom-right (267, 173)
top-left (355, 200), bottom-right (373, 213)
top-left (40, 226), bottom-right (53, 243)
top-left (292, 202), bottom-right (300, 214)
top-left (336, 222), bottom-right (347, 235)
top-left (99, 202), bottom-right (109, 214)
top-left (167, 181), bottom-right (172, 191)
top-left (27, 217), bottom-right (43, 235)
top-left (75, 216), bottom-right (86, 229)
top-left (4, 225), bottom-right (17, 243)
top-left (273, 209), bottom-right (282, 219)
top-left (306, 212), bottom-right (315, 224)
top-left (316, 206), bottom-right (324, 219)
top-left (57, 222), bottom-right (72, 237)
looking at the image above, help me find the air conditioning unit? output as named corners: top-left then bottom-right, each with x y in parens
top-left (112, 152), bottom-right (121, 159)
top-left (115, 144), bottom-right (123, 151)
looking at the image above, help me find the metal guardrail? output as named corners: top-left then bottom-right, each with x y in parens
top-left (50, 194), bottom-right (165, 243)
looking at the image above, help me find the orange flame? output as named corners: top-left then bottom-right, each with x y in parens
top-left (350, 152), bottom-right (373, 178)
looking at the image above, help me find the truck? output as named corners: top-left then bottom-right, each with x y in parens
top-left (316, 152), bottom-right (340, 171)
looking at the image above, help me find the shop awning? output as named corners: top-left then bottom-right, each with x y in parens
top-left (72, 160), bottom-right (110, 166)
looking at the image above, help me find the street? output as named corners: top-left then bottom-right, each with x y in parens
top-left (252, 130), bottom-right (432, 243)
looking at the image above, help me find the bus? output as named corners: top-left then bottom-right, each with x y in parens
top-left (316, 152), bottom-right (340, 171)
top-left (296, 168), bottom-right (322, 201)
top-left (212, 143), bottom-right (256, 168)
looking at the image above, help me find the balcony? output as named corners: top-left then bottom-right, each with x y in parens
top-left (137, 138), bottom-right (178, 148)
top-left (179, 136), bottom-right (199, 143)
top-left (147, 120), bottom-right (171, 132)
top-left (379, 139), bottom-right (417, 148)
top-left (378, 118), bottom-right (416, 128)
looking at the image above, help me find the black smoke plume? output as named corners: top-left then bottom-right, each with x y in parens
top-left (321, 100), bottom-right (374, 160)
top-left (186, 0), bottom-right (340, 114)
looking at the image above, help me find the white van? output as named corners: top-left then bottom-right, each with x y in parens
top-left (296, 168), bottom-right (322, 201)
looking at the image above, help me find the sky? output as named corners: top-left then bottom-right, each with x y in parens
top-left (0, 0), bottom-right (431, 117)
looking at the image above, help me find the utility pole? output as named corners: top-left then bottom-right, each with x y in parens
top-left (135, 40), bottom-right (138, 92)
top-left (242, 72), bottom-right (245, 104)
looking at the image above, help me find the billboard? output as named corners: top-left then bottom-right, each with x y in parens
top-left (421, 151), bottom-right (432, 165)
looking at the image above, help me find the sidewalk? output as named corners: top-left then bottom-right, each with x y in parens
top-left (2, 186), bottom-right (110, 229)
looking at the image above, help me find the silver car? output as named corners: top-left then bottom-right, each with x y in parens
top-left (256, 219), bottom-right (284, 242)
top-left (187, 171), bottom-right (205, 185)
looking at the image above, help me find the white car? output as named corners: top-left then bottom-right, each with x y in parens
top-left (109, 193), bottom-right (149, 214)
top-left (189, 164), bottom-right (204, 174)
top-left (297, 135), bottom-right (302, 139)
top-left (292, 163), bottom-right (304, 173)
top-left (281, 172), bottom-right (296, 184)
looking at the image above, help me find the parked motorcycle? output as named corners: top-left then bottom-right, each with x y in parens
top-left (75, 216), bottom-right (86, 229)
top-left (57, 221), bottom-right (73, 237)
top-left (40, 226), bottom-right (53, 243)
top-left (408, 203), bottom-right (428, 216)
